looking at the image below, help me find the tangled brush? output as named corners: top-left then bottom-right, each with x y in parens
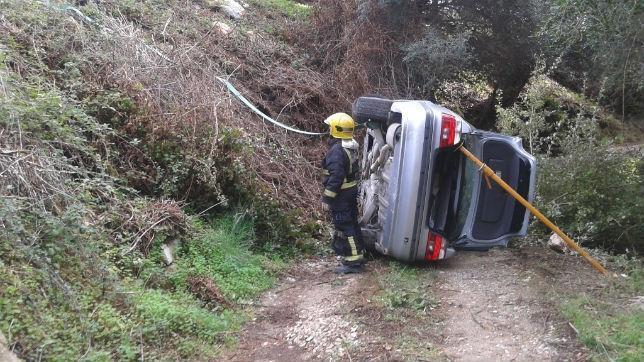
top-left (187, 275), bottom-right (233, 308)
top-left (113, 199), bottom-right (188, 255)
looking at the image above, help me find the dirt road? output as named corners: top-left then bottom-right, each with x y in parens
top-left (226, 247), bottom-right (595, 361)
top-left (434, 249), bottom-right (585, 361)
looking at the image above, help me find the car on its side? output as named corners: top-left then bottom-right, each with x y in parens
top-left (353, 97), bottom-right (536, 262)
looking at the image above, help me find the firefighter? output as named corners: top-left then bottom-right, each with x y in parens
top-left (321, 112), bottom-right (365, 274)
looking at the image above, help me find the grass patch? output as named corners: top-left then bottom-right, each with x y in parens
top-left (377, 262), bottom-right (437, 313)
top-left (248, 0), bottom-right (312, 18)
top-left (171, 216), bottom-right (283, 303)
top-left (135, 289), bottom-right (241, 345)
top-left (365, 261), bottom-right (443, 360)
top-left (562, 259), bottom-right (643, 361)
top-left (393, 335), bottom-right (443, 360)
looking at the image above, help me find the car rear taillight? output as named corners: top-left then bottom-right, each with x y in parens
top-left (439, 113), bottom-right (461, 148)
top-left (424, 232), bottom-right (444, 261)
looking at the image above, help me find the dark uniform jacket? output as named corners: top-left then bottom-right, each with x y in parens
top-left (321, 139), bottom-right (359, 204)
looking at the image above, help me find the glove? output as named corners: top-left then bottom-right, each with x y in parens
top-left (321, 195), bottom-right (335, 205)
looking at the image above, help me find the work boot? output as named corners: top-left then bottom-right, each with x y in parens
top-left (334, 263), bottom-right (364, 275)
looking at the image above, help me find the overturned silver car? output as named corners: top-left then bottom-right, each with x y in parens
top-left (353, 97), bottom-right (537, 263)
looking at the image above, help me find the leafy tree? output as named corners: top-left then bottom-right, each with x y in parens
top-left (315, 0), bottom-right (542, 127)
top-left (403, 29), bottom-right (472, 94)
top-left (540, 0), bottom-right (644, 119)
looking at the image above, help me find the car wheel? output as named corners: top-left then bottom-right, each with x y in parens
top-left (352, 96), bottom-right (393, 125)
top-left (386, 123), bottom-right (401, 148)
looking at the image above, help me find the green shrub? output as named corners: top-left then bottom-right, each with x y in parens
top-left (535, 147), bottom-right (643, 252)
top-left (246, 196), bottom-right (314, 253)
top-left (171, 217), bottom-right (278, 302)
top-left (84, 90), bottom-right (137, 129)
top-left (0, 241), bottom-right (120, 360)
top-left (497, 75), bottom-right (643, 252)
top-left (497, 75), bottom-right (608, 156)
top-left (435, 71), bottom-right (492, 117)
top-left (540, 0), bottom-right (643, 116)
top-left (403, 29), bottom-right (472, 94)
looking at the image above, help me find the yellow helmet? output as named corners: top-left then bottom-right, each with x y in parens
top-left (324, 112), bottom-right (355, 139)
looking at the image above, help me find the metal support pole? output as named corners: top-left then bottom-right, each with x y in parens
top-left (458, 146), bottom-right (608, 275)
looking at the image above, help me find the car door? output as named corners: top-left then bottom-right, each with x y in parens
top-left (448, 131), bottom-right (537, 250)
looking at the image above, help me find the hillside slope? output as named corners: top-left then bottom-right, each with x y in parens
top-left (0, 0), bottom-right (331, 359)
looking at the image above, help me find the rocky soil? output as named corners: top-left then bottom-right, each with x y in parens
top-left (227, 258), bottom-right (366, 361)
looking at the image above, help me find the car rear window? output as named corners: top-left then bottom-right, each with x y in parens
top-left (425, 141), bottom-right (469, 235)
top-left (423, 135), bottom-right (476, 241)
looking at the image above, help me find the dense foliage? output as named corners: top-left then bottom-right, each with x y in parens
top-left (305, 0), bottom-right (642, 253)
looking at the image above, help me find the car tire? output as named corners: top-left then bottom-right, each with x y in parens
top-left (386, 123), bottom-right (401, 148)
top-left (352, 97), bottom-right (393, 125)
top-left (360, 226), bottom-right (379, 253)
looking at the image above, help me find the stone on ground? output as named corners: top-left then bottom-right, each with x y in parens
top-left (548, 233), bottom-right (568, 253)
top-left (204, 0), bottom-right (245, 19)
top-left (215, 21), bottom-right (233, 35)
